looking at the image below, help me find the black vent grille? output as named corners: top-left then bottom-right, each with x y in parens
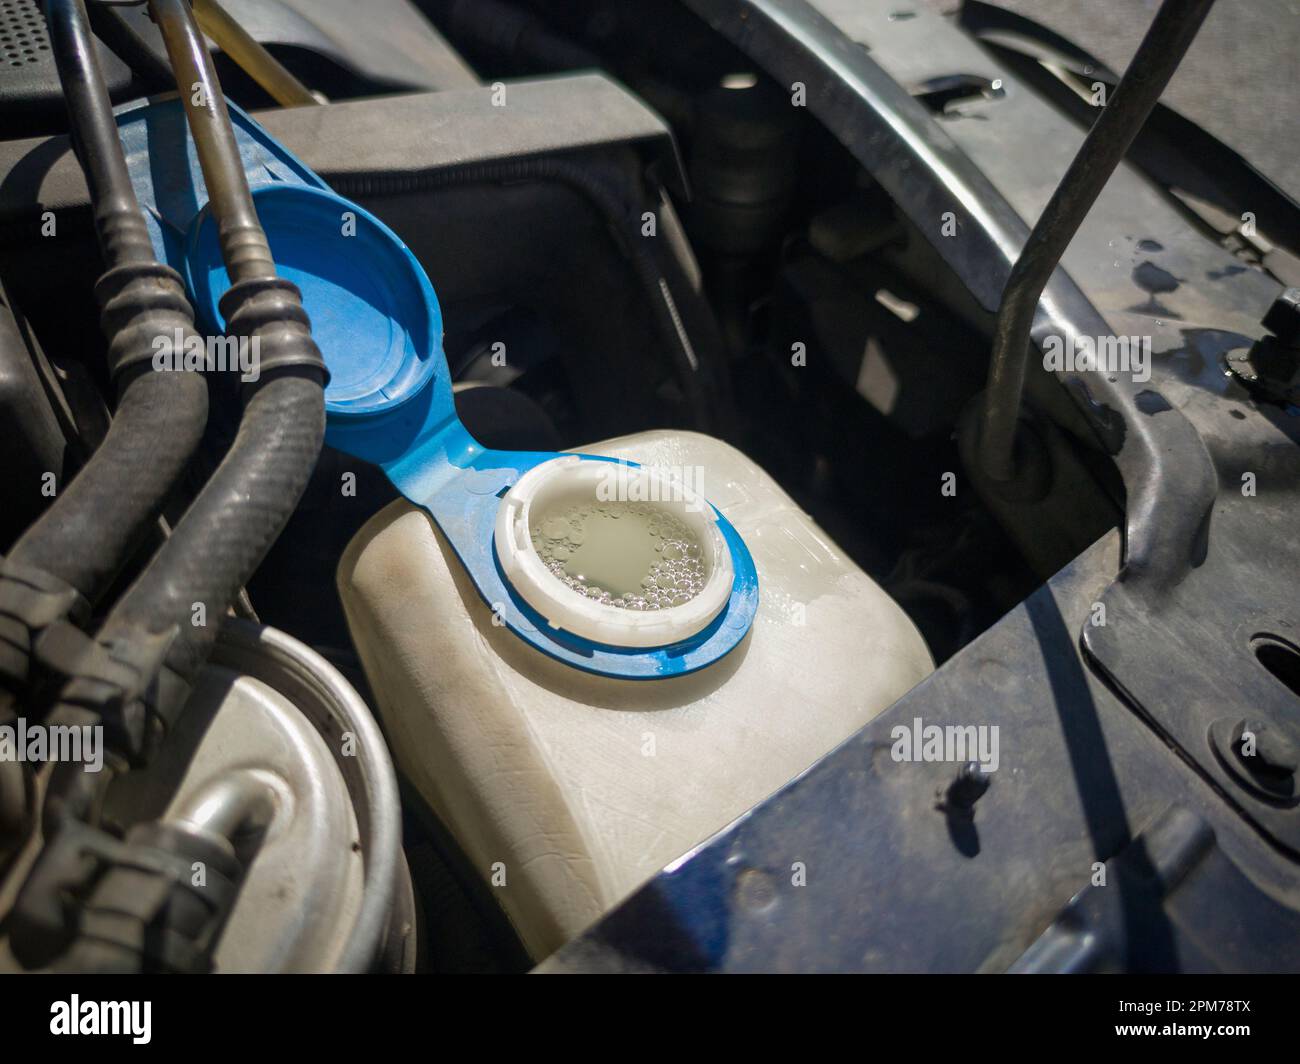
top-left (1, 0), bottom-right (50, 68)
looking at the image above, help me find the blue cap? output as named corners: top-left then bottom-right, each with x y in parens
top-left (183, 182), bottom-right (442, 417)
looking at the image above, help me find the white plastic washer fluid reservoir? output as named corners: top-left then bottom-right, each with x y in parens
top-left (338, 430), bottom-right (935, 959)
top-left (494, 456), bottom-right (733, 648)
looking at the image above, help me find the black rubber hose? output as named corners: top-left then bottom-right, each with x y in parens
top-left (7, 367), bottom-right (206, 602)
top-left (20, 0), bottom-right (322, 832)
top-left (5, 0), bottom-right (207, 607)
top-left (334, 159), bottom-right (715, 430)
top-left (96, 371), bottom-right (325, 689)
top-left (80, 0), bottom-right (327, 727)
top-left (34, 0), bottom-right (325, 790)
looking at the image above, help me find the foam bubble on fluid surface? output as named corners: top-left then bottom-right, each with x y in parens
top-left (530, 502), bottom-right (706, 611)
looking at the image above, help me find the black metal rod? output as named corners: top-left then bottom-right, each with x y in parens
top-left (978, 0), bottom-right (1215, 481)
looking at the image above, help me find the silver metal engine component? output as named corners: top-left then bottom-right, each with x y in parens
top-left (106, 619), bottom-right (410, 972)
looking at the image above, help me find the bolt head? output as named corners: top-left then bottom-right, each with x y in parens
top-left (946, 760), bottom-right (992, 809)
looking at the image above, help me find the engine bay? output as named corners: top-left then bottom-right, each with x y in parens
top-left (0, 0), bottom-right (1297, 980)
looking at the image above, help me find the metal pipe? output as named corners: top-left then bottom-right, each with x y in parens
top-left (46, 0), bottom-right (155, 269)
top-left (977, 0), bottom-right (1215, 481)
top-left (191, 0), bottom-right (318, 108)
top-left (149, 0), bottom-right (276, 283)
top-left (172, 769), bottom-right (278, 846)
